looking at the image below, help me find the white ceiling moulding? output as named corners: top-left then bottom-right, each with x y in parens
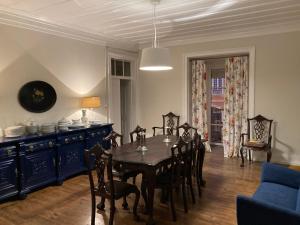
top-left (0, 10), bottom-right (139, 51)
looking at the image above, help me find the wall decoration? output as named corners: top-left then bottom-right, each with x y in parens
top-left (18, 81), bottom-right (57, 113)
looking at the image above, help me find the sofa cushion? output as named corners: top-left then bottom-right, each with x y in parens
top-left (253, 182), bottom-right (298, 210)
top-left (296, 189), bottom-right (300, 212)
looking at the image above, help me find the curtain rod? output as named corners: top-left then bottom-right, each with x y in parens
top-left (189, 54), bottom-right (249, 61)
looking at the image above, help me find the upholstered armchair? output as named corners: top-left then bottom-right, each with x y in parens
top-left (237, 163), bottom-right (300, 225)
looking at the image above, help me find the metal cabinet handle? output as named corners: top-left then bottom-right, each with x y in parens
top-left (49, 141), bottom-right (54, 147)
top-left (79, 135), bottom-right (84, 140)
top-left (52, 158), bottom-right (56, 167)
top-left (7, 149), bottom-right (13, 156)
top-left (29, 145), bottom-right (34, 152)
top-left (65, 138), bottom-right (69, 144)
top-left (15, 168), bottom-right (18, 176)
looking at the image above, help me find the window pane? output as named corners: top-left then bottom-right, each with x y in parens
top-left (116, 60), bottom-right (123, 76)
top-left (111, 59), bottom-right (115, 75)
top-left (124, 61), bottom-right (131, 77)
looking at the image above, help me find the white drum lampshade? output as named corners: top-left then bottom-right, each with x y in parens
top-left (139, 47), bottom-right (173, 71)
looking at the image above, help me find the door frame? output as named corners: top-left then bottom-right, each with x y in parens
top-left (106, 50), bottom-right (138, 134)
top-left (182, 47), bottom-right (255, 124)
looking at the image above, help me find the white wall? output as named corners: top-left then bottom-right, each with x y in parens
top-left (0, 24), bottom-right (107, 128)
top-left (139, 30), bottom-right (300, 165)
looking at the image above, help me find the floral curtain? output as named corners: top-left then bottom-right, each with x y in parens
top-left (223, 56), bottom-right (249, 157)
top-left (191, 60), bottom-right (209, 143)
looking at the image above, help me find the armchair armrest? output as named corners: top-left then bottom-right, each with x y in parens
top-left (240, 133), bottom-right (248, 146)
top-left (237, 195), bottom-right (300, 225)
top-left (152, 126), bottom-right (163, 136)
top-left (261, 163), bottom-right (300, 188)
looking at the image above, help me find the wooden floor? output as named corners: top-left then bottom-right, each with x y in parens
top-left (0, 147), bottom-right (262, 225)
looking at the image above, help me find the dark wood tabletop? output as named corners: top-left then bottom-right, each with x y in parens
top-left (110, 135), bottom-right (179, 166)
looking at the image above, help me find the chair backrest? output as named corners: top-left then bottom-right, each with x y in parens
top-left (162, 112), bottom-right (180, 135)
top-left (170, 136), bottom-right (189, 184)
top-left (247, 115), bottom-right (273, 143)
top-left (176, 122), bottom-right (198, 139)
top-left (84, 144), bottom-right (114, 197)
top-left (104, 130), bottom-right (123, 148)
top-left (130, 125), bottom-right (146, 143)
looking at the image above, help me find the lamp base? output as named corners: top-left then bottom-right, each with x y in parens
top-left (81, 109), bottom-right (88, 124)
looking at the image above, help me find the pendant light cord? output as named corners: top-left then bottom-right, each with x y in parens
top-left (153, 3), bottom-right (157, 48)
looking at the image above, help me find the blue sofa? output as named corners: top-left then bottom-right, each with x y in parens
top-left (237, 163), bottom-right (300, 225)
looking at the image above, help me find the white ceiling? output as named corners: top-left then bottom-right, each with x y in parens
top-left (0, 0), bottom-right (300, 50)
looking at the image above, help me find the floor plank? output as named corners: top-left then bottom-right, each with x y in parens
top-left (0, 147), bottom-right (262, 225)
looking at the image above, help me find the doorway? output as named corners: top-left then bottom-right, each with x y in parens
top-left (108, 54), bottom-right (137, 143)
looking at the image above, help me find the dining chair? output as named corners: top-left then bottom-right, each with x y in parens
top-left (141, 137), bottom-right (189, 221)
top-left (84, 144), bottom-right (140, 225)
top-left (193, 132), bottom-right (206, 198)
top-left (176, 122), bottom-right (198, 138)
top-left (152, 112), bottom-right (180, 136)
top-left (104, 130), bottom-right (140, 209)
top-left (177, 123), bottom-right (199, 201)
top-left (240, 114), bottom-right (273, 167)
top-left (130, 125), bottom-right (146, 143)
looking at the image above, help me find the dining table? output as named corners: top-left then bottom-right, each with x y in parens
top-left (110, 134), bottom-right (200, 225)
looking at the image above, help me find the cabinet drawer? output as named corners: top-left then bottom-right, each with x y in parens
top-left (0, 146), bottom-right (17, 160)
top-left (57, 133), bottom-right (85, 145)
top-left (22, 139), bottom-right (56, 153)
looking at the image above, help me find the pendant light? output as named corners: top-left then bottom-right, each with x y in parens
top-left (139, 0), bottom-right (173, 71)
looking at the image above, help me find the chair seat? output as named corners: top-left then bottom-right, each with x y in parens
top-left (244, 141), bottom-right (266, 148)
top-left (253, 182), bottom-right (298, 210)
top-left (112, 168), bottom-right (140, 180)
top-left (101, 180), bottom-right (138, 200)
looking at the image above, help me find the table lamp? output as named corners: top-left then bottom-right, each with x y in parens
top-left (80, 96), bottom-right (101, 124)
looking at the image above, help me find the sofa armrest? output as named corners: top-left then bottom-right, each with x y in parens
top-left (237, 195), bottom-right (300, 225)
top-left (261, 163), bottom-right (300, 188)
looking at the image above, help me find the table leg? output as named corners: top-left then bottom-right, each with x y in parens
top-left (145, 168), bottom-right (156, 225)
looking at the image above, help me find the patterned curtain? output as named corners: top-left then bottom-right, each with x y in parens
top-left (191, 60), bottom-right (209, 141)
top-left (223, 56), bottom-right (249, 157)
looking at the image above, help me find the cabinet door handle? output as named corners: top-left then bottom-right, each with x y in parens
top-left (52, 158), bottom-right (56, 167)
top-left (49, 141), bottom-right (54, 148)
top-left (65, 138), bottom-right (69, 144)
top-left (29, 145), bottom-right (34, 151)
top-left (7, 149), bottom-right (13, 156)
top-left (15, 168), bottom-right (18, 176)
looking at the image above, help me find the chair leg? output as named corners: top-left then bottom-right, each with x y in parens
top-left (97, 197), bottom-right (105, 211)
top-left (121, 177), bottom-right (129, 210)
top-left (240, 147), bottom-right (245, 167)
top-left (109, 200), bottom-right (116, 225)
top-left (169, 188), bottom-right (176, 221)
top-left (188, 176), bottom-right (195, 204)
top-left (91, 194), bottom-right (96, 225)
top-left (196, 165), bottom-right (202, 198)
top-left (182, 182), bottom-right (188, 213)
top-left (133, 188), bottom-right (140, 221)
top-left (267, 150), bottom-right (272, 162)
top-left (248, 149), bottom-right (252, 162)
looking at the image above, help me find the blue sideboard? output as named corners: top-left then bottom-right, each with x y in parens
top-left (0, 123), bottom-right (112, 201)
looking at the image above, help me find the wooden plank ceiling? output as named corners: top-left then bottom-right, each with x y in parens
top-left (0, 0), bottom-right (299, 48)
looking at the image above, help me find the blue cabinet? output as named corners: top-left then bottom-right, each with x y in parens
top-left (0, 145), bottom-right (18, 201)
top-left (19, 138), bottom-right (57, 197)
top-left (0, 123), bottom-right (113, 201)
top-left (57, 132), bottom-right (86, 182)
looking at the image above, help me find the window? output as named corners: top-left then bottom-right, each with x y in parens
top-left (111, 58), bottom-right (131, 77)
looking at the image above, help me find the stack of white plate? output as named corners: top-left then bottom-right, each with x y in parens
top-left (57, 118), bottom-right (71, 131)
top-left (5, 126), bottom-right (25, 137)
top-left (27, 125), bottom-right (39, 135)
top-left (41, 123), bottom-right (56, 134)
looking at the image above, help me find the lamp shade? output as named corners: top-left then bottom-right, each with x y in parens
top-left (139, 47), bottom-right (173, 71)
top-left (81, 97), bottom-right (101, 108)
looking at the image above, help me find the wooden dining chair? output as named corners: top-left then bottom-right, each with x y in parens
top-left (240, 114), bottom-right (273, 167)
top-left (152, 112), bottom-right (180, 136)
top-left (176, 122), bottom-right (198, 138)
top-left (84, 144), bottom-right (140, 225)
top-left (104, 130), bottom-right (140, 209)
top-left (141, 137), bottom-right (189, 221)
top-left (130, 125), bottom-right (146, 143)
top-left (193, 132), bottom-right (206, 198)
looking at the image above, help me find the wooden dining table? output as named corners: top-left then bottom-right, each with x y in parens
top-left (110, 135), bottom-right (180, 225)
